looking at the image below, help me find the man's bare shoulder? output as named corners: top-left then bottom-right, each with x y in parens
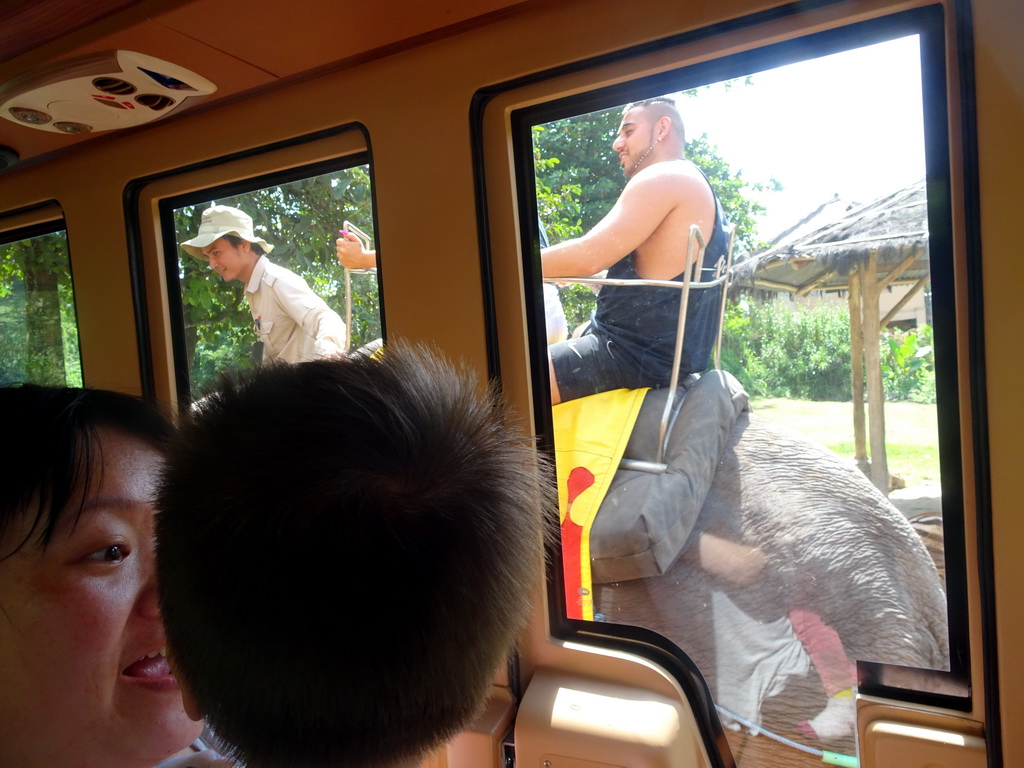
top-left (630, 158), bottom-right (706, 184)
top-left (624, 159), bottom-right (713, 206)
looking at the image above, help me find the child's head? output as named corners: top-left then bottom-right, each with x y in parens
top-left (155, 344), bottom-right (551, 768)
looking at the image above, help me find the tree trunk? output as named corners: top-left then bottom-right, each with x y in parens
top-left (848, 271), bottom-right (868, 472)
top-left (23, 241), bottom-right (66, 386)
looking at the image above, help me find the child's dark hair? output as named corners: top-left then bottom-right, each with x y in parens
top-left (156, 343), bottom-right (552, 768)
top-left (0, 384), bottom-right (172, 558)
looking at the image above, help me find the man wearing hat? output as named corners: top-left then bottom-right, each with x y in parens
top-left (182, 205), bottom-right (347, 364)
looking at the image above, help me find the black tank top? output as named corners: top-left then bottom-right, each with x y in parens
top-left (590, 164), bottom-right (729, 385)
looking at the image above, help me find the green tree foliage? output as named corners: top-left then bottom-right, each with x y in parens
top-left (175, 165), bottom-right (378, 396)
top-left (0, 230), bottom-right (83, 387)
top-left (533, 106), bottom-right (623, 235)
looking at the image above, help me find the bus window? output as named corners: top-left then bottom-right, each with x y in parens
top-left (507, 8), bottom-right (968, 768)
top-left (165, 163), bottom-right (379, 402)
top-left (0, 225), bottom-right (82, 387)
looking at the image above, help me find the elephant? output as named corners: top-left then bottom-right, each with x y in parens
top-left (579, 376), bottom-right (949, 755)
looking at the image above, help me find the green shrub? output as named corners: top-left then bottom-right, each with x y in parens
top-left (721, 299), bottom-right (853, 401)
top-left (881, 325), bottom-right (935, 403)
top-left (721, 299), bottom-right (936, 403)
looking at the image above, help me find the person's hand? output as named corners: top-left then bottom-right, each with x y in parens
top-left (335, 231), bottom-right (375, 270)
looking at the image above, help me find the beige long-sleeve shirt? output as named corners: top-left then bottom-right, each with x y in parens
top-left (245, 255), bottom-right (346, 363)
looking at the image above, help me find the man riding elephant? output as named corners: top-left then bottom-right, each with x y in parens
top-left (546, 97), bottom-right (747, 632)
top-left (541, 96), bottom-right (730, 404)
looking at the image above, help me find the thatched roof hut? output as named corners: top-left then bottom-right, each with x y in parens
top-left (733, 180), bottom-right (929, 296)
top-left (730, 180), bottom-right (931, 493)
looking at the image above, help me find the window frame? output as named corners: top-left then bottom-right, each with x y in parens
top-left (471, 0), bottom-right (985, 732)
top-left (125, 125), bottom-right (381, 406)
top-left (0, 205), bottom-right (83, 388)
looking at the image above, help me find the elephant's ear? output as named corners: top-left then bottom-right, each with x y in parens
top-left (590, 371), bottom-right (748, 584)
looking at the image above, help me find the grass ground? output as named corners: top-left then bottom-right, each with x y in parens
top-left (748, 398), bottom-right (941, 486)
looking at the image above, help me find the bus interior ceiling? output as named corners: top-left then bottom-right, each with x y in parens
top-left (0, 0), bottom-right (533, 166)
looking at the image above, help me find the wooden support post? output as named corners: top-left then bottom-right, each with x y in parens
top-left (848, 270), bottom-right (868, 470)
top-left (861, 250), bottom-right (889, 493)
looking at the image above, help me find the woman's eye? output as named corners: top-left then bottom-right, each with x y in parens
top-left (88, 545), bottom-right (127, 564)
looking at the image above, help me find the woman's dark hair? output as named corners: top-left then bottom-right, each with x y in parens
top-left (0, 384), bottom-right (172, 557)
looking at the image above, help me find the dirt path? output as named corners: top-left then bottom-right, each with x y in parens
top-left (888, 482), bottom-right (942, 518)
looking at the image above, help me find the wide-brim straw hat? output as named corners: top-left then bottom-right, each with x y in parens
top-left (180, 205), bottom-right (274, 260)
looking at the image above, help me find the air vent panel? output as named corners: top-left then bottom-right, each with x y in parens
top-left (0, 51), bottom-right (216, 135)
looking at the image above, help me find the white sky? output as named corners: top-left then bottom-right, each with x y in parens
top-left (678, 35), bottom-right (926, 240)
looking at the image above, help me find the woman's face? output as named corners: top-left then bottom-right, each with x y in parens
top-left (0, 427), bottom-right (202, 768)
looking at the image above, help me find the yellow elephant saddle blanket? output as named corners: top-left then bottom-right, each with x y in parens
top-left (554, 387), bottom-right (648, 621)
top-left (554, 371), bottom-right (749, 620)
